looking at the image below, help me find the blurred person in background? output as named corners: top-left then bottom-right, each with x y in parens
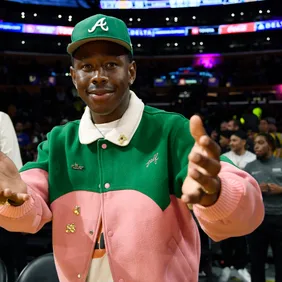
top-left (266, 117), bottom-right (282, 158)
top-left (0, 111), bottom-right (26, 282)
top-left (227, 119), bottom-right (255, 152)
top-left (259, 118), bottom-right (269, 133)
top-left (219, 130), bottom-right (256, 282)
top-left (227, 119), bottom-right (240, 131)
top-left (223, 130), bottom-right (256, 169)
top-left (220, 121), bottom-right (228, 132)
top-left (259, 118), bottom-right (282, 158)
top-left (0, 112), bottom-right (22, 170)
top-left (245, 133), bottom-right (282, 282)
top-left (219, 130), bottom-right (232, 154)
top-left (15, 121), bottom-right (31, 148)
top-left (210, 129), bottom-right (218, 142)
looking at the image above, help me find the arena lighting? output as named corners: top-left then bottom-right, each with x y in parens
top-left (193, 53), bottom-right (222, 69)
top-left (100, 0), bottom-right (263, 9)
top-left (0, 19), bottom-right (282, 37)
top-left (6, 0), bottom-right (264, 8)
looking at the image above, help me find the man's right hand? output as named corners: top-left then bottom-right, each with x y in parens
top-left (0, 152), bottom-right (29, 206)
top-left (259, 183), bottom-right (269, 193)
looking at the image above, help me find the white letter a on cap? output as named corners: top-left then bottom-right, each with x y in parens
top-left (88, 17), bottom-right (109, 33)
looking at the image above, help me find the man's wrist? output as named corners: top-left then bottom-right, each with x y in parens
top-left (200, 177), bottom-right (221, 207)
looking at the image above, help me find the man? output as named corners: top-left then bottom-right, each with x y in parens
top-left (227, 119), bottom-right (240, 131)
top-left (220, 121), bottom-right (228, 132)
top-left (266, 117), bottom-right (282, 158)
top-left (259, 118), bottom-right (282, 157)
top-left (223, 130), bottom-right (256, 169)
top-left (219, 130), bottom-right (232, 154)
top-left (227, 120), bottom-right (255, 153)
top-left (15, 121), bottom-right (31, 148)
top-left (218, 133), bottom-right (255, 280)
top-left (245, 133), bottom-right (282, 282)
top-left (0, 14), bottom-right (264, 282)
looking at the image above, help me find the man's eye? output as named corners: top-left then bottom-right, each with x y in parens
top-left (105, 62), bottom-right (117, 69)
top-left (82, 64), bottom-right (92, 71)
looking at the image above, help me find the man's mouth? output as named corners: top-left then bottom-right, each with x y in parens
top-left (88, 89), bottom-right (114, 96)
top-left (87, 90), bottom-right (114, 102)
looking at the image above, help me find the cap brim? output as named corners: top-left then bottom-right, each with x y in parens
top-left (67, 37), bottom-right (132, 55)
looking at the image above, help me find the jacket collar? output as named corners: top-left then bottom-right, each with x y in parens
top-left (79, 91), bottom-right (144, 146)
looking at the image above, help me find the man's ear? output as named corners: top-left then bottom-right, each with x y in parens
top-left (128, 61), bottom-right (136, 86)
top-left (70, 66), bottom-right (77, 89)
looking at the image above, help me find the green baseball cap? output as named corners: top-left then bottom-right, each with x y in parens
top-left (67, 14), bottom-right (133, 55)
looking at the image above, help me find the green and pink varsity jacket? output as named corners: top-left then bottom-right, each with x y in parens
top-left (0, 92), bottom-right (264, 282)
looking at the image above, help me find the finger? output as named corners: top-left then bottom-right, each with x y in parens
top-left (2, 189), bottom-right (30, 203)
top-left (9, 193), bottom-right (30, 203)
top-left (189, 152), bottom-right (221, 176)
top-left (181, 187), bottom-right (205, 204)
top-left (189, 115), bottom-right (207, 144)
top-left (3, 189), bottom-right (13, 198)
top-left (188, 168), bottom-right (220, 195)
top-left (198, 136), bottom-right (221, 160)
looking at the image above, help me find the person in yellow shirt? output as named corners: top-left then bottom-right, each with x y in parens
top-left (258, 118), bottom-right (282, 158)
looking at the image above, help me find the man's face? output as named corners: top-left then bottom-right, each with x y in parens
top-left (219, 135), bottom-right (229, 147)
top-left (70, 41), bottom-right (136, 123)
top-left (220, 122), bottom-right (228, 131)
top-left (230, 135), bottom-right (245, 153)
top-left (268, 123), bottom-right (276, 133)
top-left (259, 120), bottom-right (268, 133)
top-left (254, 135), bottom-right (271, 159)
top-left (227, 120), bottom-right (238, 131)
top-left (15, 122), bottom-right (23, 133)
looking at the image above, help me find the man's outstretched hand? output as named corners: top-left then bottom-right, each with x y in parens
top-left (182, 115), bottom-right (222, 207)
top-left (0, 152), bottom-right (29, 206)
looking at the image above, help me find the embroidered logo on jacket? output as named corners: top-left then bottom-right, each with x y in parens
top-left (71, 163), bottom-right (84, 170)
top-left (146, 153), bottom-right (159, 168)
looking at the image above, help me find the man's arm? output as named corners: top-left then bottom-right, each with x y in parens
top-left (0, 112), bottom-right (23, 170)
top-left (0, 169), bottom-right (52, 233)
top-left (0, 138), bottom-right (52, 233)
top-left (171, 116), bottom-right (264, 242)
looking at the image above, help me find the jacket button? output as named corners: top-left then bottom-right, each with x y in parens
top-left (104, 183), bottom-right (110, 189)
top-left (102, 144), bottom-right (107, 149)
top-left (119, 279), bottom-right (124, 282)
top-left (89, 230), bottom-right (94, 235)
top-left (108, 230), bottom-right (113, 237)
top-left (77, 274), bottom-right (81, 279)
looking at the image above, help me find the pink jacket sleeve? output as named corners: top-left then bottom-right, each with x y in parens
top-left (0, 169), bottom-right (52, 233)
top-left (193, 162), bottom-right (264, 242)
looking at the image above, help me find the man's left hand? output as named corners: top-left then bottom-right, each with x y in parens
top-left (268, 183), bottom-right (282, 195)
top-left (181, 115), bottom-right (222, 207)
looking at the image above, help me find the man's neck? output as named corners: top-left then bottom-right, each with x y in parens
top-left (91, 92), bottom-right (131, 124)
top-left (258, 153), bottom-right (273, 162)
top-left (234, 148), bottom-right (246, 156)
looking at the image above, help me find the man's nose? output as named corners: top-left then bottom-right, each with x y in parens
top-left (91, 69), bottom-right (108, 85)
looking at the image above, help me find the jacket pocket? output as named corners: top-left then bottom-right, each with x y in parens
top-left (165, 237), bottom-right (193, 282)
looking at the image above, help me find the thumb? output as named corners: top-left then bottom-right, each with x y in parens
top-left (189, 115), bottom-right (207, 143)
